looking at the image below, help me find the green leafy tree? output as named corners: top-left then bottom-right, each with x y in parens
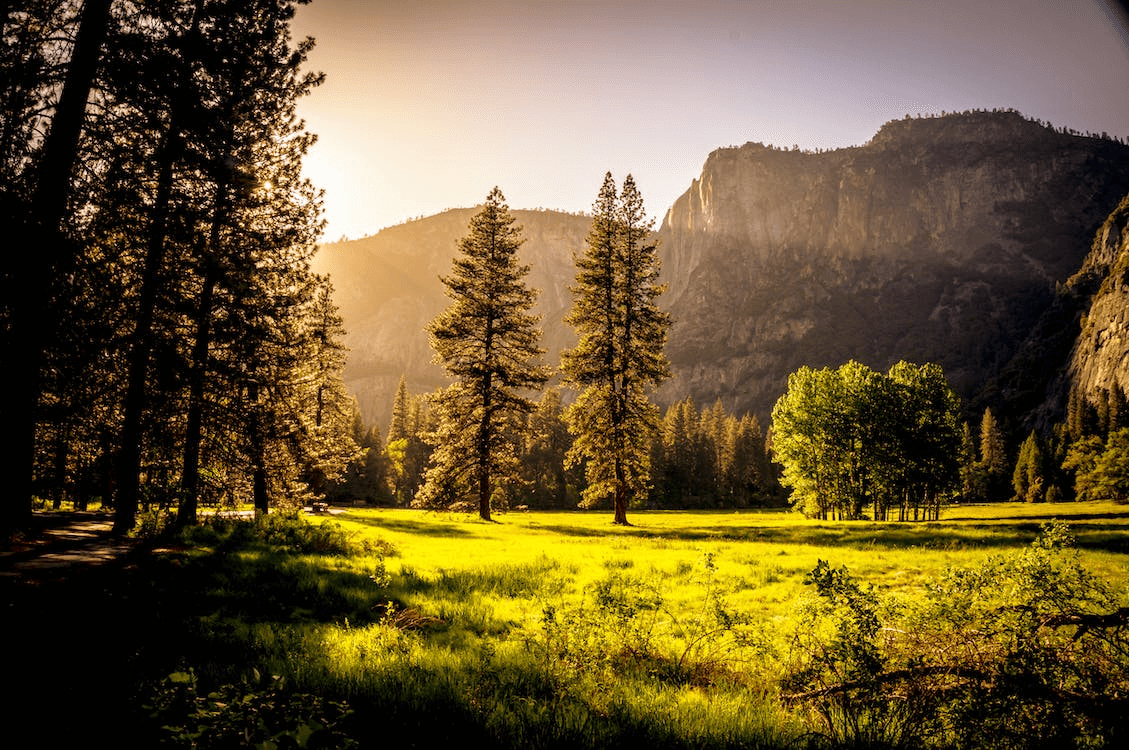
top-left (562, 173), bottom-right (671, 524)
top-left (1012, 430), bottom-right (1047, 503)
top-left (1064, 428), bottom-right (1129, 503)
top-left (414, 188), bottom-right (549, 520)
top-left (886, 361), bottom-right (962, 520)
top-left (771, 361), bottom-right (961, 520)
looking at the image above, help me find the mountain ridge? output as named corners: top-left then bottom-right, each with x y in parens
top-left (313, 111), bottom-right (1129, 433)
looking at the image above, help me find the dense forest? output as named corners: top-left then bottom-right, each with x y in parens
top-left (3, 0), bottom-right (1128, 545)
top-left (0, 0), bottom-right (356, 538)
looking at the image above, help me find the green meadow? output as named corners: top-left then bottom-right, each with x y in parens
top-left (134, 503), bottom-right (1129, 748)
top-left (14, 503), bottom-right (1128, 748)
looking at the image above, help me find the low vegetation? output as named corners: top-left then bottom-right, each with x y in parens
top-left (10, 504), bottom-right (1126, 748)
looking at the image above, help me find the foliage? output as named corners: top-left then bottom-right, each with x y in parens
top-left (144, 668), bottom-right (356, 749)
top-left (561, 173), bottom-right (671, 524)
top-left (1064, 428), bottom-right (1129, 503)
top-left (653, 397), bottom-right (775, 508)
top-left (0, 0), bottom-right (349, 538)
top-left (770, 360), bottom-right (962, 520)
top-left (414, 188), bottom-right (550, 520)
top-left (784, 521), bottom-right (1129, 749)
top-left (181, 512), bottom-right (390, 558)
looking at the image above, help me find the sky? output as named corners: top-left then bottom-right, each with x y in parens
top-left (289, 0), bottom-right (1129, 242)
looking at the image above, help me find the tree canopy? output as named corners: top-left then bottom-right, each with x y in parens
top-left (770, 360), bottom-right (962, 520)
top-left (414, 187), bottom-right (549, 520)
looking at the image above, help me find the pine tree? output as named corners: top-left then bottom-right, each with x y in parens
top-left (978, 407), bottom-right (1009, 501)
top-left (387, 376), bottom-right (412, 444)
top-left (561, 173), bottom-right (671, 524)
top-left (1, 0), bottom-right (113, 538)
top-left (414, 188), bottom-right (549, 520)
top-left (521, 388), bottom-right (573, 508)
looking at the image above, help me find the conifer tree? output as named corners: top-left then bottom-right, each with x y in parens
top-left (414, 188), bottom-right (549, 520)
top-left (977, 407), bottom-right (1009, 500)
top-left (562, 173), bottom-right (671, 524)
top-left (1012, 430), bottom-right (1046, 503)
top-left (387, 375), bottom-right (412, 444)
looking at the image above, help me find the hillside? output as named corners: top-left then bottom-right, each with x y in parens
top-left (311, 208), bottom-right (591, 428)
top-left (655, 111), bottom-right (1129, 421)
top-left (314, 111), bottom-right (1129, 431)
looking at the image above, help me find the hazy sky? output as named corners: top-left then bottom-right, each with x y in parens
top-left (290, 0), bottom-right (1129, 241)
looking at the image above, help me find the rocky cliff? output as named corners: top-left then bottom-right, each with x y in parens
top-left (311, 208), bottom-right (590, 428)
top-left (1068, 193), bottom-right (1129, 400)
top-left (314, 112), bottom-right (1129, 433)
top-left (656, 111), bottom-right (1129, 421)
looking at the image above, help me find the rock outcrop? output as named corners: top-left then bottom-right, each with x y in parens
top-left (1068, 193), bottom-right (1129, 399)
top-left (655, 111), bottom-right (1129, 421)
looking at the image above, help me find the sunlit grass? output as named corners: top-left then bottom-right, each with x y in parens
top-left (140, 502), bottom-right (1129, 748)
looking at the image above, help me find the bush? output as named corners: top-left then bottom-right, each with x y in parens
top-left (181, 512), bottom-right (390, 557)
top-left (144, 668), bottom-right (356, 748)
top-left (783, 522), bottom-right (1129, 749)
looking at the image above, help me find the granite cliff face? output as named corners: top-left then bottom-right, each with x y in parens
top-left (314, 112), bottom-right (1129, 432)
top-left (656, 111), bottom-right (1129, 420)
top-left (1068, 194), bottom-right (1129, 400)
top-left (311, 209), bottom-right (589, 428)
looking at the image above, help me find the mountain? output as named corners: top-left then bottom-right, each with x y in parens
top-left (1067, 193), bottom-right (1129, 401)
top-left (314, 111), bottom-right (1129, 433)
top-left (655, 110), bottom-right (1129, 423)
top-left (311, 208), bottom-right (590, 428)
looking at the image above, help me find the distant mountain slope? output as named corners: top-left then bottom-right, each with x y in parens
top-left (311, 208), bottom-right (591, 428)
top-left (314, 112), bottom-right (1129, 432)
top-left (655, 111), bottom-right (1129, 421)
top-left (1068, 193), bottom-right (1129, 401)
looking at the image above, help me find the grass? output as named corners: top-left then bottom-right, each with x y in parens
top-left (7, 501), bottom-right (1128, 748)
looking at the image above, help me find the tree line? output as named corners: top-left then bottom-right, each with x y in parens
top-left (329, 378), bottom-right (779, 514)
top-left (327, 179), bottom-right (777, 524)
top-left (767, 359), bottom-right (1129, 521)
top-left (1, 0), bottom-right (356, 538)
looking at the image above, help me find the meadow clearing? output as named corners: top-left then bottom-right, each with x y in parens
top-left (126, 501), bottom-right (1127, 748)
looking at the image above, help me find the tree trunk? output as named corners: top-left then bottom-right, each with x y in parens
top-left (249, 382), bottom-right (269, 516)
top-left (178, 259), bottom-right (219, 527)
top-left (113, 133), bottom-right (177, 534)
top-left (613, 456), bottom-right (629, 525)
top-left (179, 159), bottom-right (230, 527)
top-left (2, 0), bottom-right (112, 539)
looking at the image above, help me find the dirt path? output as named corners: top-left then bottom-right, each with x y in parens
top-left (0, 511), bottom-right (138, 581)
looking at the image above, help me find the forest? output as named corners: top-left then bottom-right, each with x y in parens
top-left (3, 3), bottom-right (1129, 749)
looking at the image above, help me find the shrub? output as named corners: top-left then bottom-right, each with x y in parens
top-left (144, 668), bottom-right (356, 748)
top-left (182, 512), bottom-right (390, 557)
top-left (783, 522), bottom-right (1129, 749)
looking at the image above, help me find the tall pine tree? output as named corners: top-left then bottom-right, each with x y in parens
top-left (414, 188), bottom-right (549, 520)
top-left (562, 173), bottom-right (670, 524)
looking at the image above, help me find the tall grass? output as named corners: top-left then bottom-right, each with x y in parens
top-left (137, 503), bottom-right (1128, 748)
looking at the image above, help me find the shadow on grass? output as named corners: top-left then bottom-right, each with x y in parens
top-left (343, 514), bottom-right (483, 538)
top-left (156, 548), bottom-right (390, 627)
top-left (528, 519), bottom-right (1129, 554)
